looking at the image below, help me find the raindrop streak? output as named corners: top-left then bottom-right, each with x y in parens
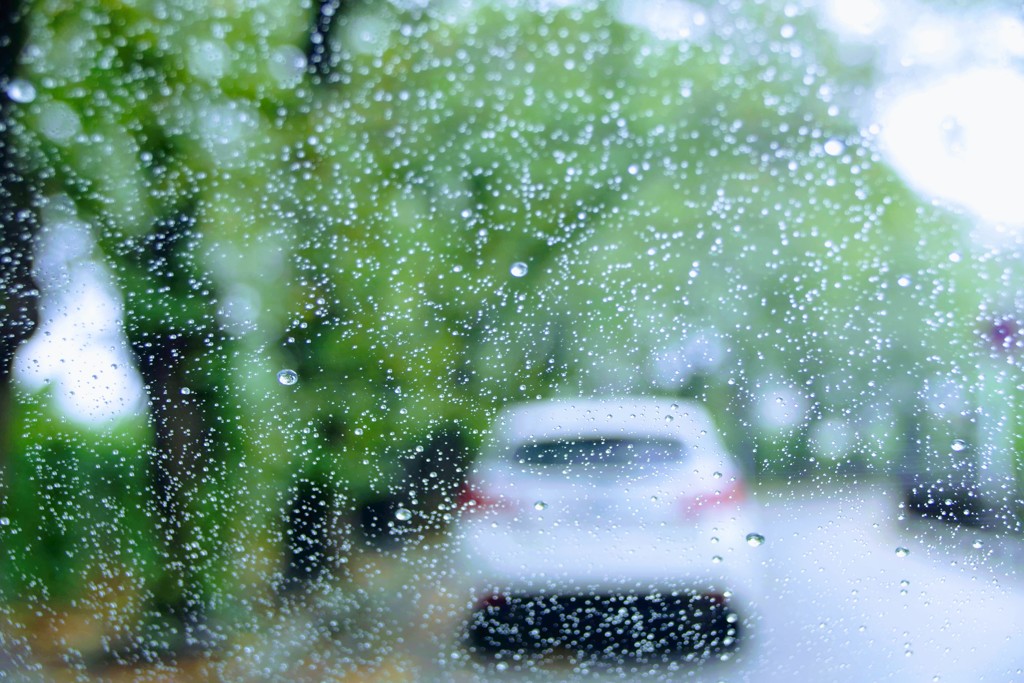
top-left (895, 546), bottom-right (910, 557)
top-left (533, 501), bottom-right (548, 511)
top-left (277, 369), bottom-right (298, 386)
top-left (510, 262), bottom-right (528, 277)
top-left (951, 439), bottom-right (967, 452)
top-left (746, 532), bottom-right (765, 547)
top-left (395, 508), bottom-right (412, 521)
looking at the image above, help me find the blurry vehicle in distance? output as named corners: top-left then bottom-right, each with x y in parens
top-left (456, 397), bottom-right (764, 662)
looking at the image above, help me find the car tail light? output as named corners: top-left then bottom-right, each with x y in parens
top-left (473, 592), bottom-right (509, 610)
top-left (704, 592), bottom-right (727, 606)
top-left (458, 481), bottom-right (514, 515)
top-left (679, 481), bottom-right (746, 518)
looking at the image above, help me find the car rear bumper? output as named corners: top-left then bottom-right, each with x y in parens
top-left (465, 588), bottom-right (741, 658)
top-left (456, 524), bottom-right (764, 651)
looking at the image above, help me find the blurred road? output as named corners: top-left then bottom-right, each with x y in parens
top-left (324, 480), bottom-right (1024, 683)
top-left (46, 481), bottom-right (1017, 682)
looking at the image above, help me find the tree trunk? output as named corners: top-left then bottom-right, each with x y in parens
top-left (130, 329), bottom-right (211, 620)
top-left (121, 205), bottom-right (230, 647)
top-left (0, 0), bottom-right (39, 506)
top-left (275, 0), bottom-right (356, 594)
top-left (306, 0), bottom-right (355, 80)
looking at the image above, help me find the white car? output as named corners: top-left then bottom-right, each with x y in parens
top-left (457, 397), bottom-right (764, 660)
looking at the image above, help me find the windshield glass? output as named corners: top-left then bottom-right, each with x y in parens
top-left (2, 0), bottom-right (1023, 681)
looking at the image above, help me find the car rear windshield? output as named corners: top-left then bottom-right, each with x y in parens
top-left (513, 438), bottom-right (685, 467)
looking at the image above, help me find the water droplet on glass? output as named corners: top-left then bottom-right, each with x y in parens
top-left (533, 501), bottom-right (547, 511)
top-left (664, 415), bottom-right (674, 423)
top-left (712, 471), bottom-right (722, 479)
top-left (712, 555), bottom-right (723, 564)
top-left (6, 78), bottom-right (36, 103)
top-left (972, 540), bottom-right (983, 549)
top-left (895, 546), bottom-right (910, 558)
top-left (277, 369), bottom-right (298, 386)
top-left (951, 439), bottom-right (967, 452)
top-left (0, 517), bottom-right (9, 527)
top-left (897, 275), bottom-right (911, 287)
top-left (510, 262), bottom-right (528, 277)
top-left (745, 532), bottom-right (765, 547)
top-left (395, 508), bottom-right (412, 521)
top-left (823, 138), bottom-right (845, 156)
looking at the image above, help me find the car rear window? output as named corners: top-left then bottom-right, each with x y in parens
top-left (513, 438), bottom-right (685, 467)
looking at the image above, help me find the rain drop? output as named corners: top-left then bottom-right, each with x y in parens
top-left (712, 555), bottom-right (723, 564)
top-left (951, 439), bottom-right (967, 452)
top-left (745, 533), bottom-right (765, 547)
top-left (823, 138), bottom-right (846, 156)
top-left (395, 508), bottom-right (412, 521)
top-left (510, 262), bottom-right (528, 277)
top-left (897, 275), bottom-right (911, 287)
top-left (0, 517), bottom-right (9, 527)
top-left (6, 78), bottom-right (36, 103)
top-left (895, 546), bottom-right (910, 557)
top-left (972, 540), bottom-right (983, 549)
top-left (277, 369), bottom-right (298, 386)
top-left (533, 501), bottom-right (547, 511)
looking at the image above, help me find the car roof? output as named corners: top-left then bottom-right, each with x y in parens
top-left (492, 397), bottom-right (719, 448)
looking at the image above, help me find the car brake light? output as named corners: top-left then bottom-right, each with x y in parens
top-left (458, 482), bottom-right (514, 514)
top-left (680, 481), bottom-right (746, 517)
top-left (473, 592), bottom-right (509, 610)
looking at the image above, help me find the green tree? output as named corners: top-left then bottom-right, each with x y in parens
top-left (17, 0), bottom-right (316, 647)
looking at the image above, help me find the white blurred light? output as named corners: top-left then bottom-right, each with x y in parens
top-left (823, 0), bottom-right (887, 37)
top-left (878, 67), bottom-right (1024, 228)
top-left (614, 0), bottom-right (708, 42)
top-left (15, 267), bottom-right (143, 424)
top-left (755, 384), bottom-right (808, 432)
